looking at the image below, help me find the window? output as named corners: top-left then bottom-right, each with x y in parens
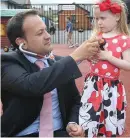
top-left (71, 15), bottom-right (76, 23)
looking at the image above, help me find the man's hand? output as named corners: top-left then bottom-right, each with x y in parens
top-left (70, 38), bottom-right (100, 62)
top-left (66, 123), bottom-right (85, 137)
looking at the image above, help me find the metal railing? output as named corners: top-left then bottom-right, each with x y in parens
top-left (8, 3), bottom-right (94, 44)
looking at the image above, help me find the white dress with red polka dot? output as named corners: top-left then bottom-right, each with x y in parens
top-left (79, 34), bottom-right (130, 137)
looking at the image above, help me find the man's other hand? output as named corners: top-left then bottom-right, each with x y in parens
top-left (66, 123), bottom-right (85, 137)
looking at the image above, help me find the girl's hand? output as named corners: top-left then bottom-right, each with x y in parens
top-left (98, 50), bottom-right (112, 60)
top-left (88, 54), bottom-right (99, 63)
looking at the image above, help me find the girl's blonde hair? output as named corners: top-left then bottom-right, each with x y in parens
top-left (92, 0), bottom-right (130, 37)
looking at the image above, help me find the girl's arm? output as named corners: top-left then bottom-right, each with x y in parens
top-left (99, 49), bottom-right (130, 71)
top-left (108, 49), bottom-right (130, 71)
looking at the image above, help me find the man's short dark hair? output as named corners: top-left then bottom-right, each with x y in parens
top-left (7, 10), bottom-right (39, 49)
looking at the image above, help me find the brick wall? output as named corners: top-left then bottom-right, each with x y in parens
top-left (58, 7), bottom-right (91, 30)
top-left (1, 17), bottom-right (11, 48)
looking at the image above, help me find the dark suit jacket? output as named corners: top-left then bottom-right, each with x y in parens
top-left (1, 51), bottom-right (82, 137)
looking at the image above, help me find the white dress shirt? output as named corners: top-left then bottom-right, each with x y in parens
top-left (16, 54), bottom-right (63, 136)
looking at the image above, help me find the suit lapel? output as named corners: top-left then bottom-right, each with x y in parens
top-left (16, 51), bottom-right (39, 72)
top-left (57, 88), bottom-right (66, 127)
top-left (47, 58), bottom-right (55, 66)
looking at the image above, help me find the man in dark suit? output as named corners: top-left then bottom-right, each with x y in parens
top-left (1, 10), bottom-right (99, 137)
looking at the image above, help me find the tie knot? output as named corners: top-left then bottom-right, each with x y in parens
top-left (35, 60), bottom-right (45, 70)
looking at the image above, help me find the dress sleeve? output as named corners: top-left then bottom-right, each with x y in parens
top-left (121, 36), bottom-right (130, 52)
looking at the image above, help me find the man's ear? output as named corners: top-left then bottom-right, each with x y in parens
top-left (15, 37), bottom-right (27, 49)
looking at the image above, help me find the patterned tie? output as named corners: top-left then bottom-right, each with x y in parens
top-left (35, 60), bottom-right (53, 137)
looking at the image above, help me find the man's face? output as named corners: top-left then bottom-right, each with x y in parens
top-left (23, 15), bottom-right (52, 56)
top-left (94, 8), bottom-right (119, 33)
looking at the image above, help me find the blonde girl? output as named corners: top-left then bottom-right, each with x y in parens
top-left (79, 0), bottom-right (130, 137)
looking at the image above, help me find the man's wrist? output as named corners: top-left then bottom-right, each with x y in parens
top-left (70, 55), bottom-right (83, 65)
top-left (70, 54), bottom-right (79, 62)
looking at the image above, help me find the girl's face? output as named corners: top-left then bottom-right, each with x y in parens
top-left (94, 7), bottom-right (120, 33)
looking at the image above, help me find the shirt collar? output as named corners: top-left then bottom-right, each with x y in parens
top-left (24, 53), bottom-right (48, 65)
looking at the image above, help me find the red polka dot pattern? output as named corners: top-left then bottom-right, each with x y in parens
top-left (90, 35), bottom-right (130, 78)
